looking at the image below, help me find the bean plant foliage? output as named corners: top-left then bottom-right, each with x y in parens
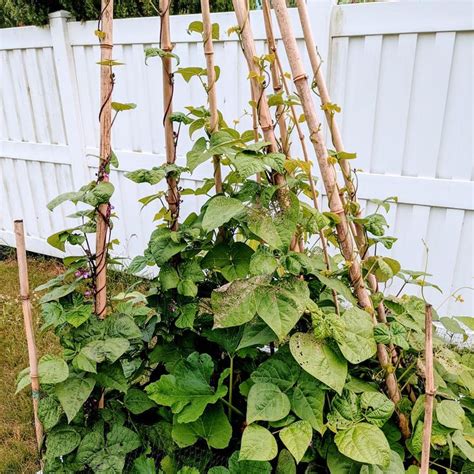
top-left (18, 18), bottom-right (474, 474)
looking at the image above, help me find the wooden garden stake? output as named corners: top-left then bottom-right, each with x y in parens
top-left (14, 220), bottom-right (43, 451)
top-left (421, 304), bottom-right (435, 473)
top-left (95, 0), bottom-right (114, 318)
top-left (272, 0), bottom-right (410, 437)
top-left (160, 0), bottom-right (180, 230)
top-left (201, 0), bottom-right (223, 193)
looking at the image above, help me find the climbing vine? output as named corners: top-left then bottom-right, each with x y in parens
top-left (17, 9), bottom-right (474, 474)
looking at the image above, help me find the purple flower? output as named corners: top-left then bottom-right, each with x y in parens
top-left (84, 290), bottom-right (92, 297)
top-left (83, 272), bottom-right (90, 279)
top-left (75, 270), bottom-right (82, 277)
top-left (103, 173), bottom-right (109, 180)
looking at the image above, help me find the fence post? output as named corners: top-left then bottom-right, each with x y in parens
top-left (49, 11), bottom-right (89, 190)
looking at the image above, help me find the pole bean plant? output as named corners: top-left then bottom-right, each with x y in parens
top-left (17, 15), bottom-right (474, 474)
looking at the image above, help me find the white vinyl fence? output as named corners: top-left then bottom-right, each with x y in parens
top-left (0, 0), bottom-right (473, 315)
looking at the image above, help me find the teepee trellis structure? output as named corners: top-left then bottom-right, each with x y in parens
top-left (270, 0), bottom-right (410, 437)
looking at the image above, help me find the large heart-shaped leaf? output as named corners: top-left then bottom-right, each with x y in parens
top-left (337, 307), bottom-right (376, 364)
top-left (246, 382), bottom-right (291, 423)
top-left (240, 424), bottom-right (278, 461)
top-left (334, 423), bottom-right (391, 467)
top-left (202, 196), bottom-right (245, 232)
top-left (279, 421), bottom-right (312, 464)
top-left (55, 376), bottom-right (96, 422)
top-left (256, 278), bottom-right (310, 340)
top-left (290, 333), bottom-right (347, 394)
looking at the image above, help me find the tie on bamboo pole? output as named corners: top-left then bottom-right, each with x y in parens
top-left (232, 0), bottom-right (290, 211)
top-left (272, 0), bottom-right (410, 438)
top-left (95, 0), bottom-right (114, 318)
top-left (14, 220), bottom-right (43, 451)
top-left (201, 0), bottom-right (223, 194)
top-left (420, 304), bottom-right (435, 473)
top-left (160, 0), bottom-right (180, 230)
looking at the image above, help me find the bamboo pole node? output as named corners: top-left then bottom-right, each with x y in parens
top-left (100, 43), bottom-right (113, 49)
top-left (292, 73), bottom-right (308, 83)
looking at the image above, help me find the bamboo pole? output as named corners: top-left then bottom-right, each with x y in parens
top-left (14, 220), bottom-right (43, 451)
top-left (201, 0), bottom-right (223, 193)
top-left (262, 0), bottom-right (289, 156)
top-left (95, 0), bottom-right (114, 318)
top-left (160, 0), bottom-right (180, 230)
top-left (232, 0), bottom-right (290, 211)
top-left (271, 0), bottom-right (410, 437)
top-left (420, 304), bottom-right (435, 473)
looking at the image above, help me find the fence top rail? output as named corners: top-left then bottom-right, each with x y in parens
top-left (0, 25), bottom-right (52, 50)
top-left (1, 1), bottom-right (472, 51)
top-left (331, 1), bottom-right (474, 37)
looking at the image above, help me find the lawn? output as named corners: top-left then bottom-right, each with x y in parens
top-left (0, 247), bottom-right (143, 473)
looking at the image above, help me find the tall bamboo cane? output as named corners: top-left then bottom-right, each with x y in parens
top-left (14, 220), bottom-right (43, 451)
top-left (232, 0), bottom-right (290, 211)
top-left (272, 0), bottom-right (409, 438)
top-left (160, 0), bottom-right (180, 230)
top-left (95, 0), bottom-right (114, 318)
top-left (262, 0), bottom-right (289, 156)
top-left (201, 0), bottom-right (223, 193)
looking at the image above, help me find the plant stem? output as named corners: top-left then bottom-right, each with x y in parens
top-left (221, 397), bottom-right (244, 418)
top-left (228, 355), bottom-right (234, 420)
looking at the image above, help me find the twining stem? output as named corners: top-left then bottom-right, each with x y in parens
top-left (95, 0), bottom-right (114, 318)
top-left (201, 0), bottom-right (223, 194)
top-left (421, 304), bottom-right (435, 473)
top-left (160, 0), bottom-right (180, 231)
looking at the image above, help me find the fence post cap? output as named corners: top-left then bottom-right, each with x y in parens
top-left (48, 10), bottom-right (73, 20)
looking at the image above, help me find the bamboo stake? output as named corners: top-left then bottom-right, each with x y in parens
top-left (201, 0), bottom-right (223, 194)
top-left (160, 0), bottom-right (180, 230)
top-left (272, 0), bottom-right (410, 437)
top-left (232, 0), bottom-right (290, 211)
top-left (421, 304), bottom-right (435, 473)
top-left (14, 220), bottom-right (43, 451)
top-left (262, 0), bottom-right (289, 156)
top-left (95, 0), bottom-right (114, 318)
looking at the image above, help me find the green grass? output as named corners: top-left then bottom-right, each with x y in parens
top-left (0, 247), bottom-right (146, 473)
